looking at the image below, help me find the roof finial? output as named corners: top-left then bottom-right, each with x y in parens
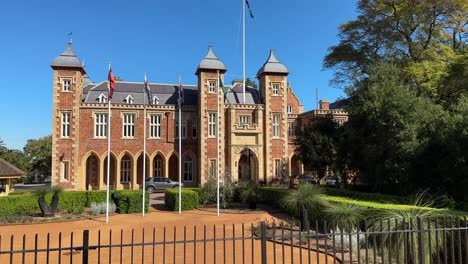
top-left (67, 32), bottom-right (73, 44)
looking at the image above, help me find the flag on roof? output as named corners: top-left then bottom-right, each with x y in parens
top-left (144, 73), bottom-right (153, 105)
top-left (245, 0), bottom-right (254, 18)
top-left (108, 65), bottom-right (115, 99)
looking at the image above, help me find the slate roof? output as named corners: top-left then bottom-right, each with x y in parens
top-left (225, 83), bottom-right (261, 104)
top-left (0, 158), bottom-right (24, 177)
top-left (51, 40), bottom-right (84, 69)
top-left (84, 81), bottom-right (198, 105)
top-left (257, 50), bottom-right (289, 77)
top-left (196, 45), bottom-right (226, 74)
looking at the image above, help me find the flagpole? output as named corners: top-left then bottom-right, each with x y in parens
top-left (178, 75), bottom-right (182, 215)
top-left (105, 63), bottom-right (112, 224)
top-left (242, 0), bottom-right (246, 104)
top-left (142, 73), bottom-right (147, 217)
top-left (216, 70), bottom-right (220, 216)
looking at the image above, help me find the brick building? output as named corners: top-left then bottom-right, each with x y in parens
top-left (50, 41), bottom-right (346, 190)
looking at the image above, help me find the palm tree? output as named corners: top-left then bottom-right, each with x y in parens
top-left (324, 202), bottom-right (367, 232)
top-left (239, 181), bottom-right (259, 209)
top-left (280, 184), bottom-right (328, 231)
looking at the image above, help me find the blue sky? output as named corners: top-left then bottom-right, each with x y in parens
top-left (0, 0), bottom-right (358, 150)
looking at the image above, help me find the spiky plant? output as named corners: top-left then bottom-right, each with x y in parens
top-left (324, 202), bottom-right (367, 232)
top-left (280, 184), bottom-right (328, 231)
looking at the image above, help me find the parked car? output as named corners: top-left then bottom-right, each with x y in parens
top-left (145, 177), bottom-right (183, 193)
top-left (298, 175), bottom-right (317, 185)
top-left (325, 176), bottom-right (339, 185)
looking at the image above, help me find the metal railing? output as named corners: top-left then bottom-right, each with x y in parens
top-left (0, 216), bottom-right (467, 263)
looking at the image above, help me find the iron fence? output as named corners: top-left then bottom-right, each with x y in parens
top-left (0, 216), bottom-right (467, 263)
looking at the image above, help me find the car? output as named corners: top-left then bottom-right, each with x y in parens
top-left (325, 176), bottom-right (339, 185)
top-left (298, 175), bottom-right (317, 185)
top-left (144, 177), bottom-right (183, 193)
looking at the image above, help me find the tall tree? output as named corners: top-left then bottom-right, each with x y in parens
top-left (245, 77), bottom-right (258, 89)
top-left (23, 135), bottom-right (52, 180)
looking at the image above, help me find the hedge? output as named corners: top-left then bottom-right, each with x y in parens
top-left (114, 190), bottom-right (149, 214)
top-left (165, 189), bottom-right (199, 211)
top-left (0, 194), bottom-right (38, 217)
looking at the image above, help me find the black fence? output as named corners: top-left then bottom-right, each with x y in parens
top-left (0, 216), bottom-right (467, 263)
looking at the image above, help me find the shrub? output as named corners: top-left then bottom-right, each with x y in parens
top-left (114, 190), bottom-right (149, 214)
top-left (91, 202), bottom-right (116, 215)
top-left (199, 175), bottom-right (237, 208)
top-left (165, 188), bottom-right (199, 211)
top-left (86, 190), bottom-right (108, 207)
top-left (57, 191), bottom-right (87, 214)
top-left (0, 194), bottom-right (38, 217)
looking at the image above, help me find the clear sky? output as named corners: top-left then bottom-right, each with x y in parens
top-left (0, 0), bottom-right (358, 150)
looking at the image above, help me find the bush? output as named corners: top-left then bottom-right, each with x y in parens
top-left (165, 188), bottom-right (199, 211)
top-left (0, 194), bottom-right (38, 217)
top-left (86, 190), bottom-right (108, 207)
top-left (91, 202), bottom-right (116, 215)
top-left (56, 191), bottom-right (87, 214)
top-left (114, 190), bottom-right (149, 214)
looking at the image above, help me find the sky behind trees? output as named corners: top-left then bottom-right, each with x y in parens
top-left (0, 0), bottom-right (358, 149)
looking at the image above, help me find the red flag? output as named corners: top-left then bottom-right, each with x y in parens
top-left (108, 66), bottom-right (115, 99)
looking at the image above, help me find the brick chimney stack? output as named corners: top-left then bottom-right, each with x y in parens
top-left (319, 100), bottom-right (330, 110)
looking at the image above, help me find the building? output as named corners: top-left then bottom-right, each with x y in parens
top-left (0, 158), bottom-right (24, 195)
top-left (50, 41), bottom-right (346, 190)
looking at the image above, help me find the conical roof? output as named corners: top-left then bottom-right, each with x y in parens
top-left (196, 45), bottom-right (226, 74)
top-left (51, 40), bottom-right (84, 69)
top-left (257, 50), bottom-right (289, 77)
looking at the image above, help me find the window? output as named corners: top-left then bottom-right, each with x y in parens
top-left (192, 117), bottom-right (197, 138)
top-left (209, 160), bottom-right (216, 178)
top-left (125, 95), bottom-right (134, 104)
top-left (150, 114), bottom-right (161, 138)
top-left (288, 122), bottom-right (296, 137)
top-left (184, 157), bottom-right (193, 181)
top-left (61, 112), bottom-right (70, 138)
top-left (208, 80), bottom-right (216, 93)
top-left (274, 160), bottom-right (281, 178)
top-left (62, 79), bottom-right (71, 91)
top-left (98, 94), bottom-right (107, 103)
top-left (152, 96), bottom-right (159, 105)
top-left (120, 158), bottom-right (132, 183)
top-left (287, 105), bottom-right (293, 114)
top-left (122, 114), bottom-right (135, 138)
top-left (182, 120), bottom-right (187, 138)
top-left (239, 115), bottom-right (250, 124)
top-left (272, 83), bottom-right (280, 95)
top-left (154, 159), bottom-right (163, 177)
top-left (208, 113), bottom-right (216, 137)
top-left (272, 114), bottom-right (280, 137)
top-left (95, 113), bottom-right (108, 138)
top-left (61, 161), bottom-right (69, 180)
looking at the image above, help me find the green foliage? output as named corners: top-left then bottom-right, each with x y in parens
top-left (23, 135), bottom-right (52, 180)
top-left (199, 175), bottom-right (237, 208)
top-left (0, 194), bottom-right (38, 217)
top-left (56, 191), bottom-right (86, 214)
top-left (164, 188), bottom-right (199, 211)
top-left (238, 181), bottom-right (259, 203)
top-left (323, 203), bottom-right (367, 231)
top-left (115, 190), bottom-right (149, 214)
top-left (85, 190), bottom-right (108, 206)
top-left (91, 202), bottom-right (116, 215)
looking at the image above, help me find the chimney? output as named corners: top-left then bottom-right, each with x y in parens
top-left (319, 100), bottom-right (330, 110)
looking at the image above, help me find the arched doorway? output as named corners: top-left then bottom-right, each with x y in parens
top-left (168, 153), bottom-right (178, 181)
top-left (120, 153), bottom-right (133, 189)
top-left (85, 153), bottom-right (99, 190)
top-left (238, 148), bottom-right (258, 183)
top-left (290, 154), bottom-right (301, 178)
top-left (103, 154), bottom-right (117, 188)
top-left (136, 154), bottom-right (150, 187)
top-left (153, 153), bottom-right (165, 178)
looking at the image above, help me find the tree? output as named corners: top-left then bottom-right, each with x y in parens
top-left (324, 0), bottom-right (467, 93)
top-left (245, 77), bottom-right (257, 89)
top-left (23, 135), bottom-right (52, 181)
top-left (295, 115), bottom-right (338, 179)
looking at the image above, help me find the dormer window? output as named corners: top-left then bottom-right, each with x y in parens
top-left (98, 94), bottom-right (107, 103)
top-left (152, 95), bottom-right (160, 105)
top-left (208, 80), bottom-right (216, 93)
top-left (287, 105), bottom-right (293, 114)
top-left (62, 79), bottom-right (72, 91)
top-left (272, 83), bottom-right (280, 95)
top-left (125, 95), bottom-right (134, 104)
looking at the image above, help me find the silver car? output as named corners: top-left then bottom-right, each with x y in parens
top-left (145, 177), bottom-right (183, 193)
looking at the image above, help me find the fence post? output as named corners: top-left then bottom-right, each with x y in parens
top-left (417, 216), bottom-right (426, 264)
top-left (260, 222), bottom-right (267, 264)
top-left (82, 230), bottom-right (89, 264)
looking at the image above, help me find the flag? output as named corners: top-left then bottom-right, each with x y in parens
top-left (108, 66), bottom-right (115, 99)
top-left (178, 77), bottom-right (184, 106)
top-left (245, 0), bottom-right (254, 18)
top-left (144, 73), bottom-right (153, 105)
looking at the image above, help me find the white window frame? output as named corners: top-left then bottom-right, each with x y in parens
top-left (208, 80), bottom-right (216, 93)
top-left (208, 113), bottom-right (217, 138)
top-left (98, 94), bottom-right (107, 103)
top-left (120, 158), bottom-right (132, 183)
top-left (184, 158), bottom-right (193, 181)
top-left (125, 95), bottom-right (134, 104)
top-left (287, 105), bottom-right (293, 114)
top-left (150, 114), bottom-right (162, 138)
top-left (272, 114), bottom-right (280, 138)
top-left (272, 83), bottom-right (280, 96)
top-left (239, 115), bottom-right (250, 125)
top-left (274, 159), bottom-right (281, 178)
top-left (122, 113), bottom-right (135, 138)
top-left (154, 158), bottom-right (163, 177)
top-left (94, 113), bottom-right (108, 138)
top-left (61, 112), bottom-right (70, 138)
top-left (62, 78), bottom-right (72, 91)
top-left (61, 161), bottom-right (69, 181)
